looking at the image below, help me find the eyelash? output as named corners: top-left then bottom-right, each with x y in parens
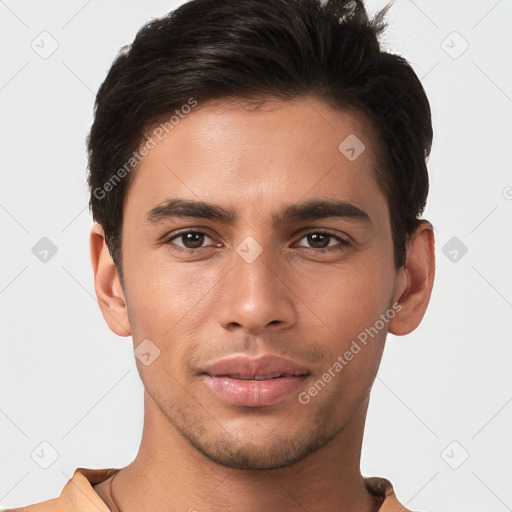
top-left (163, 229), bottom-right (350, 254)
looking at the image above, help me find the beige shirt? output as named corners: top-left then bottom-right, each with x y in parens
top-left (2, 467), bottom-right (413, 511)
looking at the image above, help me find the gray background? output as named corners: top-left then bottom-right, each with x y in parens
top-left (1, 0), bottom-right (511, 510)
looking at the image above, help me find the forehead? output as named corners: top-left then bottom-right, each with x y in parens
top-left (124, 96), bottom-right (386, 222)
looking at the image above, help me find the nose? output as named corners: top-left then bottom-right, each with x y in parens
top-left (216, 244), bottom-right (297, 334)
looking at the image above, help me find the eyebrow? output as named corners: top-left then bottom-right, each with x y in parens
top-left (146, 198), bottom-right (371, 226)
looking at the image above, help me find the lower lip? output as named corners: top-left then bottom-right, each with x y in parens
top-left (205, 375), bottom-right (308, 407)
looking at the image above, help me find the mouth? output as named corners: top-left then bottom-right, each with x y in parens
top-left (201, 355), bottom-right (310, 407)
top-left (215, 372), bottom-right (308, 380)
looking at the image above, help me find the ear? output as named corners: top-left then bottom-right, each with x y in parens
top-left (90, 223), bottom-right (131, 337)
top-left (388, 221), bottom-right (435, 336)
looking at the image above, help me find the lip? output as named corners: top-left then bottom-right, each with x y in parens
top-left (201, 355), bottom-right (310, 407)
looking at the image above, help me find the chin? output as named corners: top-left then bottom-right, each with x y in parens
top-left (183, 424), bottom-right (337, 470)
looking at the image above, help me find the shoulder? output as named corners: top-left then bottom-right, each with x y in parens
top-left (1, 467), bottom-right (119, 512)
top-left (365, 476), bottom-right (414, 512)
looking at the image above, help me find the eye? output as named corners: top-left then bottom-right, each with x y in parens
top-left (165, 230), bottom-right (218, 250)
top-left (295, 232), bottom-right (350, 251)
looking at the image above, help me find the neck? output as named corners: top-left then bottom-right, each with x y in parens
top-left (97, 391), bottom-right (381, 512)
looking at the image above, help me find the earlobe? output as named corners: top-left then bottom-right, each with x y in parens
top-left (90, 224), bottom-right (131, 337)
top-left (388, 221), bottom-right (435, 336)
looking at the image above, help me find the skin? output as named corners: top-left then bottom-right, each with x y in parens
top-left (90, 96), bottom-right (435, 512)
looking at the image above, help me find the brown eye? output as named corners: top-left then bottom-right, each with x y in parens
top-left (167, 230), bottom-right (214, 250)
top-left (181, 232), bottom-right (206, 248)
top-left (296, 232), bottom-right (347, 250)
top-left (306, 233), bottom-right (330, 248)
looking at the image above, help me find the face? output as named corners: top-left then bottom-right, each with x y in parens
top-left (116, 97), bottom-right (406, 469)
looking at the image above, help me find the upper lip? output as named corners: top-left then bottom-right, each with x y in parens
top-left (201, 355), bottom-right (310, 379)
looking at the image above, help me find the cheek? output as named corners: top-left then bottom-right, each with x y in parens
top-left (124, 247), bottom-right (218, 334)
top-left (301, 266), bottom-right (390, 405)
top-left (123, 259), bottom-right (210, 392)
top-left (298, 258), bottom-right (393, 341)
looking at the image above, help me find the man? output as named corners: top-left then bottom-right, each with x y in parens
top-left (5, 0), bottom-right (435, 510)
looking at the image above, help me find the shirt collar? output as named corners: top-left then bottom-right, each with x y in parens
top-left (56, 467), bottom-right (411, 512)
